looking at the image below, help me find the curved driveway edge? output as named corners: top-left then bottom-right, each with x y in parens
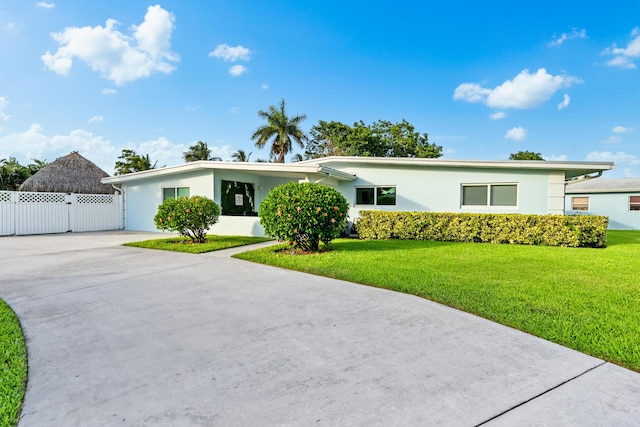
top-left (1, 231), bottom-right (639, 426)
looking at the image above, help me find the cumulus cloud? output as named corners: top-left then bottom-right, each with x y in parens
top-left (490, 111), bottom-right (506, 120)
top-left (0, 96), bottom-right (9, 121)
top-left (229, 64), bottom-right (247, 77)
top-left (600, 135), bottom-right (622, 144)
top-left (557, 94), bottom-right (571, 110)
top-left (230, 107), bottom-right (240, 114)
top-left (602, 28), bottom-right (640, 69)
top-left (612, 125), bottom-right (635, 134)
top-left (454, 68), bottom-right (582, 109)
top-left (41, 5), bottom-right (179, 85)
top-left (209, 44), bottom-right (252, 62)
top-left (137, 137), bottom-right (233, 166)
top-left (102, 88), bottom-right (117, 95)
top-left (544, 154), bottom-right (568, 161)
top-left (586, 151), bottom-right (640, 166)
top-left (505, 126), bottom-right (527, 141)
top-left (36, 2), bottom-right (55, 8)
top-left (261, 83), bottom-right (269, 90)
top-left (549, 28), bottom-right (587, 47)
top-left (88, 116), bottom-right (103, 124)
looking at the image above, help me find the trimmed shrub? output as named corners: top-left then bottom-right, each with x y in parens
top-left (259, 182), bottom-right (349, 252)
top-left (357, 210), bottom-right (608, 248)
top-left (154, 196), bottom-right (220, 243)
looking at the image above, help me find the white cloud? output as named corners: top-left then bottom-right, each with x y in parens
top-left (136, 137), bottom-right (233, 166)
top-left (229, 64), bottom-right (247, 77)
top-left (209, 44), bottom-right (252, 62)
top-left (41, 5), bottom-right (179, 85)
top-left (601, 135), bottom-right (622, 144)
top-left (102, 88), bottom-right (117, 95)
top-left (454, 68), bottom-right (582, 109)
top-left (586, 151), bottom-right (640, 166)
top-left (612, 126), bottom-right (635, 134)
top-left (230, 107), bottom-right (240, 114)
top-left (36, 2), bottom-right (55, 9)
top-left (549, 28), bottom-right (587, 47)
top-left (602, 27), bottom-right (640, 69)
top-left (490, 111), bottom-right (506, 120)
top-left (505, 126), bottom-right (527, 141)
top-left (0, 96), bottom-right (9, 121)
top-left (557, 94), bottom-right (570, 110)
top-left (261, 83), bottom-right (269, 90)
top-left (88, 116), bottom-right (103, 124)
top-left (544, 154), bottom-right (568, 161)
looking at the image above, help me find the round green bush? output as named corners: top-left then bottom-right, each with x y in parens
top-left (259, 182), bottom-right (349, 252)
top-left (154, 196), bottom-right (220, 243)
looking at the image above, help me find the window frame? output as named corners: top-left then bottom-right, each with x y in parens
top-left (461, 183), bottom-right (518, 208)
top-left (630, 195), bottom-right (640, 211)
top-left (355, 186), bottom-right (397, 206)
top-left (162, 186), bottom-right (190, 201)
top-left (571, 196), bottom-right (589, 211)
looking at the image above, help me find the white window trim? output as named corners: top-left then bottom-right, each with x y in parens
top-left (355, 185), bottom-right (397, 206)
top-left (162, 186), bottom-right (190, 201)
top-left (460, 183), bottom-right (519, 209)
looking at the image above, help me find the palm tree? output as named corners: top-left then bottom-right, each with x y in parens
top-left (251, 99), bottom-right (308, 163)
top-left (231, 149), bottom-right (252, 162)
top-left (183, 141), bottom-right (213, 162)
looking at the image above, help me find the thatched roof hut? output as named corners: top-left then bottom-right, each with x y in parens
top-left (19, 152), bottom-right (115, 194)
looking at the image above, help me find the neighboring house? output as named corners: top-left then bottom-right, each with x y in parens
top-left (565, 178), bottom-right (640, 230)
top-left (102, 157), bottom-right (614, 236)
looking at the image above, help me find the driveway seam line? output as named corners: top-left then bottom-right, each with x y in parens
top-left (474, 360), bottom-right (608, 426)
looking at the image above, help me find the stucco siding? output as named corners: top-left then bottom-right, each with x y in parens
top-left (565, 192), bottom-right (640, 230)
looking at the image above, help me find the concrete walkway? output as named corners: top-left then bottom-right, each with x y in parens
top-left (1, 231), bottom-right (639, 426)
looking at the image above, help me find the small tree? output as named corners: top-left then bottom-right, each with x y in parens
top-left (509, 151), bottom-right (545, 160)
top-left (259, 182), bottom-right (349, 252)
top-left (154, 196), bottom-right (220, 243)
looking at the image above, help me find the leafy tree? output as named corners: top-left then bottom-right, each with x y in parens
top-left (509, 151), bottom-right (545, 160)
top-left (154, 195), bottom-right (220, 243)
top-left (251, 99), bottom-right (308, 163)
top-left (304, 119), bottom-right (442, 159)
top-left (259, 182), bottom-right (349, 252)
top-left (183, 141), bottom-right (212, 162)
top-left (114, 149), bottom-right (157, 175)
top-left (231, 149), bottom-right (252, 162)
top-left (0, 157), bottom-right (48, 190)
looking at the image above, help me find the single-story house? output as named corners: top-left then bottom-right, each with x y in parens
top-left (101, 156), bottom-right (614, 236)
top-left (565, 177), bottom-right (640, 230)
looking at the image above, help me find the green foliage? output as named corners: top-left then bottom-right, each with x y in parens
top-left (0, 299), bottom-right (27, 427)
top-left (259, 182), bottom-right (349, 252)
top-left (356, 210), bottom-right (608, 248)
top-left (251, 99), bottom-right (308, 163)
top-left (183, 141), bottom-right (221, 162)
top-left (231, 149), bottom-right (252, 162)
top-left (221, 180), bottom-right (257, 216)
top-left (509, 151), bottom-right (545, 160)
top-left (304, 119), bottom-right (443, 159)
top-left (124, 235), bottom-right (271, 253)
top-left (154, 196), bottom-right (221, 243)
top-left (114, 149), bottom-right (157, 175)
top-left (0, 157), bottom-right (48, 190)
top-left (234, 231), bottom-right (640, 372)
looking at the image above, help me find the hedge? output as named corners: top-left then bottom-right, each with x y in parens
top-left (355, 211), bottom-right (608, 248)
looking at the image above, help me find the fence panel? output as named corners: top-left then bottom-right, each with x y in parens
top-left (0, 191), bottom-right (15, 236)
top-left (70, 193), bottom-right (123, 232)
top-left (14, 192), bottom-right (69, 235)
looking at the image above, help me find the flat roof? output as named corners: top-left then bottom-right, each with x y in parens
top-left (566, 177), bottom-right (640, 193)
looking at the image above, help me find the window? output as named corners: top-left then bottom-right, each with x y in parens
top-left (221, 180), bottom-right (257, 216)
top-left (571, 196), bottom-right (589, 211)
top-left (630, 196), bottom-right (640, 211)
top-left (163, 187), bottom-right (189, 201)
top-left (462, 184), bottom-right (517, 207)
top-left (356, 186), bottom-right (396, 206)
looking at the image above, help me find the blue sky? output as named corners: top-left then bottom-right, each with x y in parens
top-left (1, 1), bottom-right (639, 176)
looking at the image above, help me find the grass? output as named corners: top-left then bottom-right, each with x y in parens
top-left (0, 299), bottom-right (27, 427)
top-left (234, 230), bottom-right (640, 372)
top-left (124, 235), bottom-right (272, 254)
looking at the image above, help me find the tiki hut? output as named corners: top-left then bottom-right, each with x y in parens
top-left (19, 151), bottom-right (115, 194)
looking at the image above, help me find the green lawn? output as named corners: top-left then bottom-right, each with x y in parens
top-left (234, 230), bottom-right (640, 372)
top-left (124, 235), bottom-right (272, 254)
top-left (0, 299), bottom-right (27, 427)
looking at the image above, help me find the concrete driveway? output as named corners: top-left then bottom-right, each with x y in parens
top-left (1, 231), bottom-right (639, 426)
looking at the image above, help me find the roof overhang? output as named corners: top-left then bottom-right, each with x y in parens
top-left (298, 156), bottom-right (615, 180)
top-left (101, 161), bottom-right (357, 184)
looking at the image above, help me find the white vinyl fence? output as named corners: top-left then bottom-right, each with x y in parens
top-left (0, 191), bottom-right (123, 236)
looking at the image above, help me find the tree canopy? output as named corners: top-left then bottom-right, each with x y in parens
top-left (509, 151), bottom-right (545, 160)
top-left (183, 141), bottom-right (212, 162)
top-left (231, 149), bottom-right (252, 162)
top-left (251, 99), bottom-right (308, 163)
top-left (304, 119), bottom-right (442, 159)
top-left (114, 149), bottom-right (157, 175)
top-left (0, 157), bottom-right (48, 190)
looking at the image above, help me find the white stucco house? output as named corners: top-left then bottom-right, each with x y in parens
top-left (565, 177), bottom-right (640, 230)
top-left (102, 157), bottom-right (614, 236)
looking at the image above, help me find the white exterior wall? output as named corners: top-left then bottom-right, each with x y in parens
top-left (565, 192), bottom-right (640, 230)
top-left (330, 163), bottom-right (555, 221)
